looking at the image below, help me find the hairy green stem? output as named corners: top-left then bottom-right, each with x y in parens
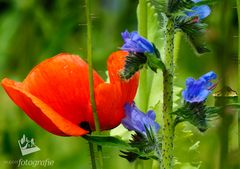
top-left (161, 18), bottom-right (174, 169)
top-left (174, 31), bottom-right (182, 64)
top-left (85, 0), bottom-right (103, 169)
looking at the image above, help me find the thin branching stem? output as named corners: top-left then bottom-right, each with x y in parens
top-left (85, 0), bottom-right (103, 168)
top-left (85, 0), bottom-right (100, 132)
top-left (88, 142), bottom-right (97, 169)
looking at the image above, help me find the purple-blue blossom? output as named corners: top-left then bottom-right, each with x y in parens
top-left (186, 0), bottom-right (211, 20)
top-left (182, 71), bottom-right (217, 103)
top-left (121, 103), bottom-right (160, 136)
top-left (121, 30), bottom-right (154, 53)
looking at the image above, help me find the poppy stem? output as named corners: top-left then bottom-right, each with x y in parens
top-left (161, 17), bottom-right (175, 169)
top-left (85, 0), bottom-right (103, 169)
top-left (85, 0), bottom-right (100, 133)
top-left (88, 142), bottom-right (97, 169)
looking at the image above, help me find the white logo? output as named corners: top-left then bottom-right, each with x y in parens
top-left (18, 134), bottom-right (40, 156)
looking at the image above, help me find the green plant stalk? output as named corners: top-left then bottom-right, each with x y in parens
top-left (137, 0), bottom-right (148, 112)
top-left (85, 0), bottom-right (103, 168)
top-left (161, 18), bottom-right (175, 169)
top-left (138, 0), bottom-right (147, 36)
top-left (88, 142), bottom-right (97, 169)
top-left (237, 0), bottom-right (240, 155)
top-left (85, 0), bottom-right (100, 133)
top-left (214, 91), bottom-right (238, 169)
top-left (238, 0), bottom-right (240, 89)
top-left (215, 1), bottom-right (238, 168)
top-left (174, 31), bottom-right (182, 64)
top-left (137, 1), bottom-right (157, 168)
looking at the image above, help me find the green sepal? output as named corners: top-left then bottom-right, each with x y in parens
top-left (173, 103), bottom-right (220, 132)
top-left (120, 127), bottom-right (161, 162)
top-left (120, 52), bottom-right (147, 80)
top-left (145, 44), bottom-right (165, 72)
top-left (175, 16), bottom-right (210, 54)
top-left (168, 0), bottom-right (194, 14)
top-left (146, 53), bottom-right (165, 72)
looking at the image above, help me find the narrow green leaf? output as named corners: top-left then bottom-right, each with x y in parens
top-left (83, 135), bottom-right (132, 149)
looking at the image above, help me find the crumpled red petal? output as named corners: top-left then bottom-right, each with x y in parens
top-left (2, 79), bottom-right (88, 136)
top-left (95, 51), bottom-right (139, 130)
top-left (1, 52), bottom-right (139, 136)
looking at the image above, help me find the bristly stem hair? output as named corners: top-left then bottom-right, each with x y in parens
top-left (161, 16), bottom-right (175, 169)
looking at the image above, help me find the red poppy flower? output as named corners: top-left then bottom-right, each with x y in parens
top-left (1, 51), bottom-right (139, 136)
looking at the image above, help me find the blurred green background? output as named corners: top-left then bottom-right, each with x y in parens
top-left (0, 0), bottom-right (239, 169)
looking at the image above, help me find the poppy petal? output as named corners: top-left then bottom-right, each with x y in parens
top-left (95, 51), bottom-right (139, 130)
top-left (22, 53), bottom-right (104, 127)
top-left (1, 52), bottom-right (139, 135)
top-left (107, 51), bottom-right (139, 103)
top-left (95, 83), bottom-right (122, 130)
top-left (1, 78), bottom-right (88, 136)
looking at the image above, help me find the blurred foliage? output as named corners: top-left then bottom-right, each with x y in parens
top-left (0, 0), bottom-right (239, 169)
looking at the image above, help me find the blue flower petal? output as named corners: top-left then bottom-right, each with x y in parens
top-left (122, 103), bottom-right (160, 136)
top-left (146, 110), bottom-right (156, 120)
top-left (192, 0), bottom-right (201, 3)
top-left (196, 89), bottom-right (211, 101)
top-left (185, 0), bottom-right (211, 20)
top-left (186, 77), bottom-right (195, 87)
top-left (186, 5), bottom-right (211, 19)
top-left (154, 123), bottom-right (160, 132)
top-left (182, 71), bottom-right (217, 103)
top-left (200, 71), bottom-right (217, 81)
top-left (121, 30), bottom-right (154, 53)
top-left (124, 103), bottom-right (133, 117)
top-left (121, 31), bottom-right (130, 43)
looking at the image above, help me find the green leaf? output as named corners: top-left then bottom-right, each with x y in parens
top-left (110, 124), bottom-right (134, 141)
top-left (174, 123), bottom-right (202, 168)
top-left (189, 141), bottom-right (200, 151)
top-left (83, 135), bottom-right (133, 149)
top-left (135, 0), bottom-right (165, 110)
top-left (148, 0), bottom-right (167, 16)
top-left (147, 1), bottom-right (165, 54)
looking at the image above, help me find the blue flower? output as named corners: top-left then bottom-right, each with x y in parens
top-left (121, 103), bottom-right (160, 136)
top-left (121, 30), bottom-right (154, 53)
top-left (186, 0), bottom-right (211, 20)
top-left (182, 71), bottom-right (217, 103)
